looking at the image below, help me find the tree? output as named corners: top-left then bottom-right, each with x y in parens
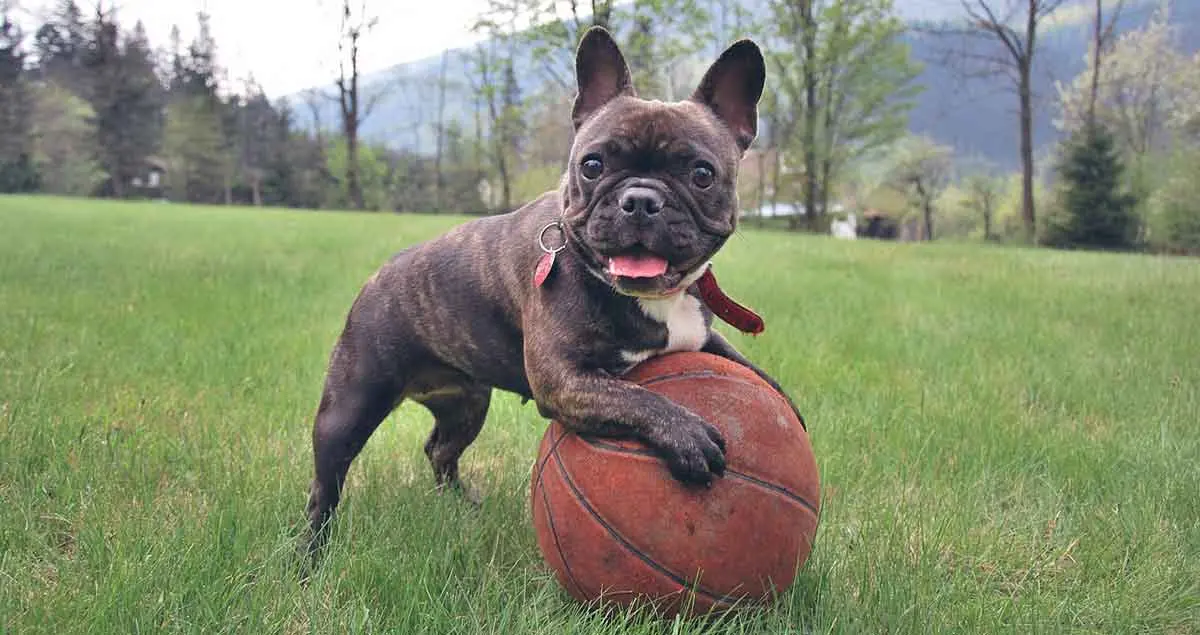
top-left (83, 7), bottom-right (162, 198)
top-left (964, 173), bottom-right (1004, 241)
top-left (166, 24), bottom-right (185, 93)
top-left (749, 85), bottom-right (792, 220)
top-left (432, 50), bottom-right (452, 211)
top-left (1175, 64), bottom-right (1200, 144)
top-left (32, 0), bottom-right (87, 92)
top-left (325, 137), bottom-right (391, 210)
top-left (0, 2), bottom-right (38, 193)
top-left (119, 21), bottom-right (165, 189)
top-left (173, 12), bottom-right (220, 98)
top-left (888, 136), bottom-right (954, 241)
top-left (766, 0), bottom-right (922, 231)
top-left (259, 98), bottom-right (299, 207)
top-left (523, 91), bottom-right (573, 168)
top-left (163, 95), bottom-right (227, 202)
top-left (1149, 149), bottom-right (1200, 255)
top-left (480, 0), bottom-right (707, 98)
top-left (621, 0), bottom-right (710, 98)
top-left (330, 0), bottom-right (382, 210)
top-left (234, 83), bottom-right (279, 206)
top-left (160, 12), bottom-right (231, 203)
top-left (30, 80), bottom-right (104, 195)
top-left (464, 38), bottom-right (523, 213)
top-left (934, 0), bottom-right (1066, 242)
top-left (1084, 0), bottom-right (1123, 127)
top-left (268, 99), bottom-right (334, 209)
top-left (467, 2), bottom-right (534, 214)
top-left (771, 0), bottom-right (817, 230)
top-left (298, 86), bottom-right (333, 205)
top-left (708, 0), bottom-right (756, 59)
top-left (497, 0), bottom-right (617, 92)
top-left (1044, 122), bottom-right (1139, 250)
top-left (1056, 4), bottom-right (1200, 158)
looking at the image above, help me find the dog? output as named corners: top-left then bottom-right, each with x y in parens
top-left (304, 27), bottom-right (803, 554)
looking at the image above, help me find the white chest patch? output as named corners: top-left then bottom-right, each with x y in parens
top-left (618, 294), bottom-right (708, 367)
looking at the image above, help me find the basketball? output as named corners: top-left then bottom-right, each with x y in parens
top-left (529, 352), bottom-right (820, 617)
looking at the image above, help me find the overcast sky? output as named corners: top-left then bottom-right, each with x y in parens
top-left (19, 0), bottom-right (489, 97)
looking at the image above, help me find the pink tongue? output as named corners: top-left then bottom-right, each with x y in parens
top-left (608, 254), bottom-right (669, 278)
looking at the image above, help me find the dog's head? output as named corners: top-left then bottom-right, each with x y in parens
top-left (560, 27), bottom-right (765, 298)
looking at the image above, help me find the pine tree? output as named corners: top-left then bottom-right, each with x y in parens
top-left (236, 88), bottom-right (280, 206)
top-left (163, 12), bottom-right (229, 203)
top-left (260, 99), bottom-right (302, 207)
top-left (1045, 122), bottom-right (1139, 250)
top-left (0, 8), bottom-right (38, 192)
top-left (84, 9), bottom-right (163, 197)
top-left (33, 0), bottom-right (87, 92)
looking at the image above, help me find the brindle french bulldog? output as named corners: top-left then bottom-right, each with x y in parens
top-left (305, 26), bottom-right (803, 554)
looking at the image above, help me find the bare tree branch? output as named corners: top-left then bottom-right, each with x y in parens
top-left (927, 0), bottom-right (1065, 241)
top-left (962, 0), bottom-right (1022, 62)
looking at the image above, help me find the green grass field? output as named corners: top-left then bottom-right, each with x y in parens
top-left (1, 195), bottom-right (1198, 634)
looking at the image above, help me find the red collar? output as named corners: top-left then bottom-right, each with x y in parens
top-left (695, 267), bottom-right (765, 335)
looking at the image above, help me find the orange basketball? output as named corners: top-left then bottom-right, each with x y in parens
top-left (530, 352), bottom-right (820, 618)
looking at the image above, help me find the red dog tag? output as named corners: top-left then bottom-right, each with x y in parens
top-left (533, 252), bottom-right (556, 288)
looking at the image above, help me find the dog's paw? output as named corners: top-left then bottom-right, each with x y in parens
top-left (436, 480), bottom-right (483, 507)
top-left (650, 415), bottom-right (727, 486)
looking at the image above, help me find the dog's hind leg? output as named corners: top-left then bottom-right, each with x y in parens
top-left (305, 351), bottom-right (402, 557)
top-left (409, 370), bottom-right (492, 504)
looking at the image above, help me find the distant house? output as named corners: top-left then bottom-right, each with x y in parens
top-left (129, 157), bottom-right (167, 198)
top-left (99, 157), bottom-right (167, 199)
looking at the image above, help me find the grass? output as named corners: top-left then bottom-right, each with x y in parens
top-left (1, 194), bottom-right (1197, 634)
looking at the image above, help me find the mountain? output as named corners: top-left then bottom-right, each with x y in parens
top-left (289, 0), bottom-right (1200, 172)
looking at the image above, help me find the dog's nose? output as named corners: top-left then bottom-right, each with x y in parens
top-left (619, 187), bottom-right (664, 216)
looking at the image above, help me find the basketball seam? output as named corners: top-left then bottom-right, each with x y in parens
top-left (538, 474), bottom-right (587, 599)
top-left (535, 425), bottom-right (588, 598)
top-left (638, 369), bottom-right (736, 387)
top-left (577, 436), bottom-right (819, 517)
top-left (532, 424), bottom-right (566, 490)
top-left (639, 371), bottom-right (804, 431)
top-left (725, 471), bottom-right (819, 517)
top-left (578, 437), bottom-right (656, 456)
top-left (550, 448), bottom-right (743, 607)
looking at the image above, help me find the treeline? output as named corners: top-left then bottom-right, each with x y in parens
top-left (2, 0), bottom-right (1198, 255)
top-left (0, 0), bottom-right (926, 219)
top-left (0, 1), bottom-right (487, 212)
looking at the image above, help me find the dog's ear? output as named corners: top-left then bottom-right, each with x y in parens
top-left (572, 26), bottom-right (635, 130)
top-left (691, 39), bottom-right (766, 151)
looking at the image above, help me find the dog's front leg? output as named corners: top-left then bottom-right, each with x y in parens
top-left (702, 330), bottom-right (807, 430)
top-left (524, 336), bottom-right (728, 486)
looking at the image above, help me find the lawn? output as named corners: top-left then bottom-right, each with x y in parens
top-left (1, 195), bottom-right (1197, 634)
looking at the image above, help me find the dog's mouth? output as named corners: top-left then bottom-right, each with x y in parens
top-left (607, 249), bottom-right (669, 280)
top-left (603, 247), bottom-right (700, 298)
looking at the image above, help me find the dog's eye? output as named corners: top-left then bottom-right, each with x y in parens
top-left (580, 156), bottom-right (604, 180)
top-left (691, 163), bottom-right (715, 189)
